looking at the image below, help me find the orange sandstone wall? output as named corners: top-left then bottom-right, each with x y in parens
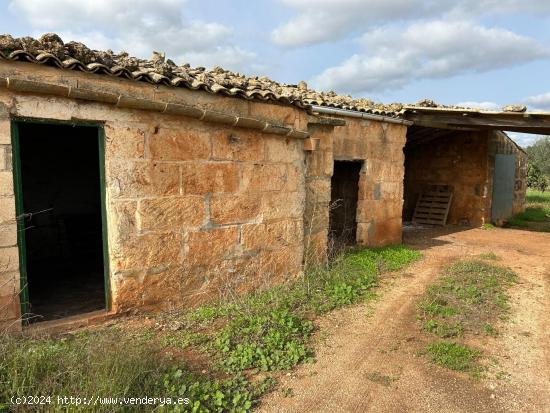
top-left (0, 62), bottom-right (309, 323)
top-left (305, 116), bottom-right (407, 260)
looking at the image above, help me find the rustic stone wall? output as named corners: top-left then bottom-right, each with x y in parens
top-left (0, 95), bottom-right (20, 331)
top-left (0, 62), bottom-right (310, 321)
top-left (488, 131), bottom-right (527, 216)
top-left (305, 117), bottom-right (407, 260)
top-left (403, 131), bottom-right (491, 226)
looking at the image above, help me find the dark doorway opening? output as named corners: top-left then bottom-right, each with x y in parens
top-left (17, 122), bottom-right (106, 322)
top-left (329, 161), bottom-right (362, 251)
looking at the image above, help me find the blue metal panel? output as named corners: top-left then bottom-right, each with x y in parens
top-left (491, 154), bottom-right (516, 222)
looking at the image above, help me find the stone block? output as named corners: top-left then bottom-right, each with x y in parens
top-left (372, 217), bottom-right (402, 247)
top-left (0, 294), bottom-right (20, 320)
top-left (259, 246), bottom-right (302, 279)
top-left (356, 200), bottom-right (378, 222)
top-left (260, 191), bottom-right (304, 220)
top-left (138, 196), bottom-right (205, 231)
top-left (242, 219), bottom-right (302, 251)
top-left (149, 127), bottom-right (210, 161)
top-left (182, 162), bottom-right (240, 195)
top-left (0, 223), bottom-right (16, 247)
top-left (285, 163), bottom-right (303, 192)
top-left (0, 171), bottom-right (13, 196)
top-left (304, 230), bottom-right (328, 267)
top-left (264, 137), bottom-right (302, 163)
top-left (0, 247), bottom-right (18, 272)
top-left (241, 163), bottom-right (287, 192)
top-left (304, 201), bottom-right (329, 235)
top-left (112, 232), bottom-right (183, 272)
top-left (105, 123), bottom-right (145, 160)
top-left (0, 196), bottom-right (16, 224)
top-left (248, 101), bottom-right (297, 126)
top-left (306, 178), bottom-right (331, 204)
top-left (211, 130), bottom-right (263, 161)
top-left (0, 119), bottom-right (11, 145)
top-left (356, 221), bottom-right (376, 245)
top-left (107, 160), bottom-right (179, 198)
top-left (111, 272), bottom-right (142, 311)
top-left (108, 201), bottom-right (137, 248)
top-left (187, 227), bottom-right (239, 266)
top-left (306, 150), bottom-right (333, 177)
top-left (14, 95), bottom-right (76, 121)
top-left (210, 194), bottom-right (261, 225)
top-left (0, 271), bottom-right (18, 296)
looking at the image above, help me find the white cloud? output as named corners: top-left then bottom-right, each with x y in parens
top-left (523, 92), bottom-right (550, 111)
top-left (272, 0), bottom-right (550, 47)
top-left (311, 20), bottom-right (548, 94)
top-left (8, 0), bottom-right (257, 71)
top-left (456, 101), bottom-right (501, 110)
top-left (507, 132), bottom-right (542, 148)
top-left (271, 0), bottom-right (428, 47)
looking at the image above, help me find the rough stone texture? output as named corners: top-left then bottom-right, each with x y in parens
top-left (305, 118), bottom-right (407, 256)
top-left (403, 131), bottom-right (490, 226)
top-left (0, 61), bottom-right (309, 319)
top-left (0, 119), bottom-right (10, 145)
top-left (0, 171), bottom-right (13, 196)
top-left (137, 196), bottom-right (205, 231)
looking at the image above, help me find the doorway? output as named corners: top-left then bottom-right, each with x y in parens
top-left (329, 161), bottom-right (362, 251)
top-left (13, 121), bottom-right (108, 322)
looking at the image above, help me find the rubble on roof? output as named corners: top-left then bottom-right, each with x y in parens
top-left (0, 33), bottom-right (537, 118)
top-left (0, 33), bottom-right (403, 116)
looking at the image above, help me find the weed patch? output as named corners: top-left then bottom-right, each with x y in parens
top-left (425, 342), bottom-right (480, 373)
top-left (1, 245), bottom-right (421, 412)
top-left (418, 260), bottom-right (517, 338)
top-left (506, 190), bottom-right (550, 231)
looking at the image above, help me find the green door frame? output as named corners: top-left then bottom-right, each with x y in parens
top-left (11, 117), bottom-right (111, 323)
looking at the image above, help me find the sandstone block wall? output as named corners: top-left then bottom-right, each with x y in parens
top-left (0, 94), bottom-right (21, 331)
top-left (403, 131), bottom-right (491, 226)
top-left (0, 63), bottom-right (309, 320)
top-left (305, 117), bottom-right (407, 261)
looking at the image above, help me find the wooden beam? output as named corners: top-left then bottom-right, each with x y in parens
top-left (405, 112), bottom-right (550, 133)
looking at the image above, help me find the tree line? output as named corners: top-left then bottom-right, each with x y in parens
top-left (525, 136), bottom-right (550, 192)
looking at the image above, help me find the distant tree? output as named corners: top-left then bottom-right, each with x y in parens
top-left (525, 136), bottom-right (550, 191)
top-left (526, 136), bottom-right (550, 175)
top-left (527, 162), bottom-right (548, 192)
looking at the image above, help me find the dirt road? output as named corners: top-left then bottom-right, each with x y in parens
top-left (260, 227), bottom-right (550, 413)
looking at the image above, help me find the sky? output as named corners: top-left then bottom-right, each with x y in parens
top-left (2, 0), bottom-right (550, 146)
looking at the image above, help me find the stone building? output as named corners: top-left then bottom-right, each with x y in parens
top-left (0, 34), bottom-right (543, 330)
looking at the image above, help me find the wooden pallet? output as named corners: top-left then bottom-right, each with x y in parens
top-left (412, 186), bottom-right (453, 226)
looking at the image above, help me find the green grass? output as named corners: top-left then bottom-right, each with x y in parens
top-left (418, 260), bottom-right (517, 339)
top-left (1, 245), bottom-right (421, 412)
top-left (425, 342), bottom-right (480, 373)
top-left (507, 190), bottom-right (550, 231)
top-left (476, 252), bottom-right (501, 261)
top-left (419, 260), bottom-right (517, 377)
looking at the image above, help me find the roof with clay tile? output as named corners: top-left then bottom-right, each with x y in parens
top-left (0, 33), bottom-right (538, 118)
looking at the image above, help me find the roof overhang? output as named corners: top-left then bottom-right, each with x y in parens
top-left (403, 106), bottom-right (550, 135)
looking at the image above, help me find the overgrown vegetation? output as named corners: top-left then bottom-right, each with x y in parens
top-left (1, 245), bottom-right (421, 412)
top-left (418, 259), bottom-right (517, 376)
top-left (425, 342), bottom-right (481, 374)
top-left (506, 190), bottom-right (550, 231)
top-left (419, 260), bottom-right (517, 338)
top-left (525, 136), bottom-right (550, 192)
